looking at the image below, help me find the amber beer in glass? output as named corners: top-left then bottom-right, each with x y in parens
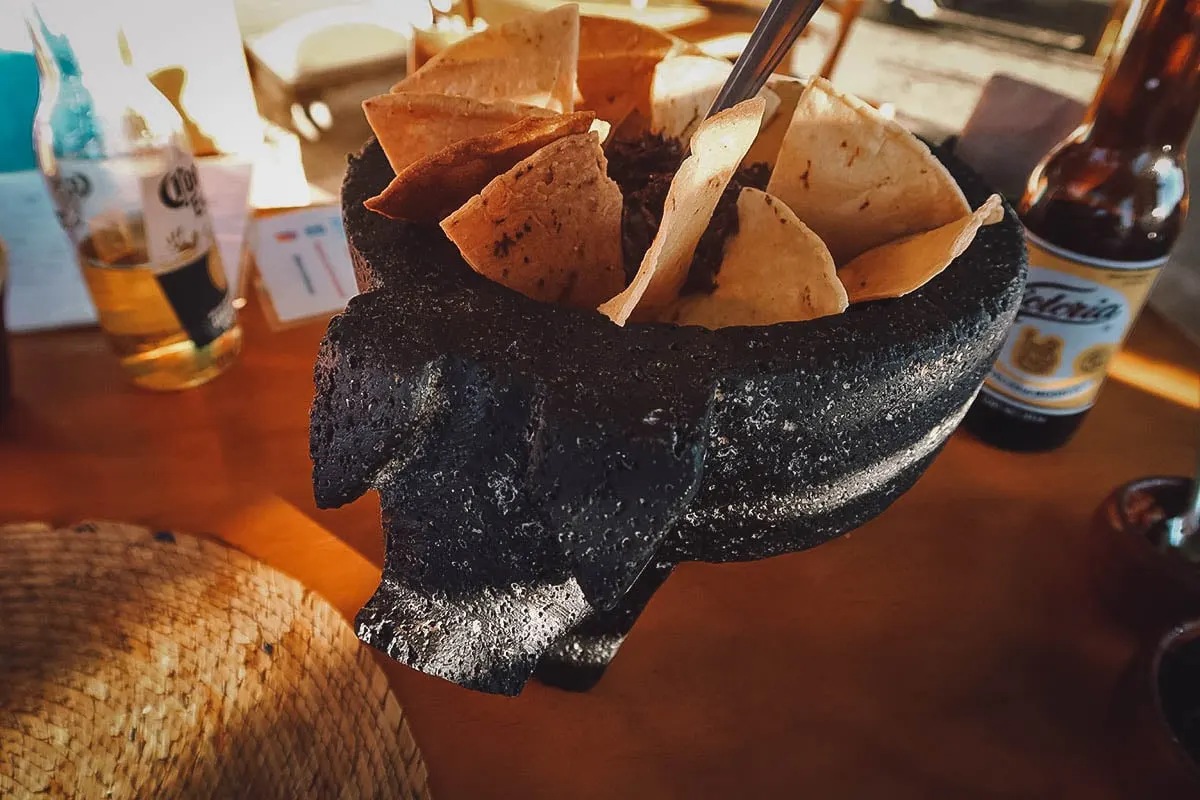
top-left (965, 0), bottom-right (1200, 452)
top-left (25, 7), bottom-right (241, 391)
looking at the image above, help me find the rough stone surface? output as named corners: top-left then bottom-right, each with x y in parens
top-left (310, 138), bottom-right (1026, 695)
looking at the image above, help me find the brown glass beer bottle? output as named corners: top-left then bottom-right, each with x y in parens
top-left (965, 0), bottom-right (1200, 452)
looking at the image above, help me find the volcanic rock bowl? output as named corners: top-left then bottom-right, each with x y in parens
top-left (311, 138), bottom-right (1026, 695)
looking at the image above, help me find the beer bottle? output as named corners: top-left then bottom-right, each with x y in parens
top-left (965, 0), bottom-right (1200, 452)
top-left (25, 3), bottom-right (241, 391)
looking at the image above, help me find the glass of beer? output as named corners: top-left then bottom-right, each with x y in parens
top-left (26, 8), bottom-right (242, 391)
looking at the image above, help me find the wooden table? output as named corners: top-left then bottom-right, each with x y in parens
top-left (2, 298), bottom-right (1197, 798)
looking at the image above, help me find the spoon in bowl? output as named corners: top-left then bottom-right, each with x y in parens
top-left (706, 0), bottom-right (825, 119)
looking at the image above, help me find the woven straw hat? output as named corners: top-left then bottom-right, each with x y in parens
top-left (0, 521), bottom-right (431, 799)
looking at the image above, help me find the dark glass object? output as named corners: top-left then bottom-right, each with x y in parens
top-left (1113, 621), bottom-right (1200, 797)
top-left (1089, 476), bottom-right (1200, 632)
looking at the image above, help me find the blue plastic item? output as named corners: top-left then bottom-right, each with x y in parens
top-left (0, 48), bottom-right (39, 173)
top-left (0, 22), bottom-right (102, 174)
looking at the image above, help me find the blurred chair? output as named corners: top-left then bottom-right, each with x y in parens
top-left (819, 0), bottom-right (864, 78)
top-left (476, 0), bottom-right (709, 29)
top-left (243, 4), bottom-right (419, 140)
top-left (676, 0), bottom-right (864, 79)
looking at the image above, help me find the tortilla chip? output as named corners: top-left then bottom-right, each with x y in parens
top-left (743, 76), bottom-right (805, 169)
top-left (649, 55), bottom-right (780, 142)
top-left (599, 97), bottom-right (766, 326)
top-left (365, 111), bottom-right (595, 223)
top-left (441, 131), bottom-right (624, 309)
top-left (363, 93), bottom-right (555, 175)
top-left (392, 5), bottom-right (579, 112)
top-left (664, 188), bottom-right (847, 328)
top-left (578, 56), bottom-right (656, 128)
top-left (766, 76), bottom-right (971, 265)
top-left (576, 16), bottom-right (675, 127)
top-left (579, 14), bottom-right (675, 61)
top-left (588, 117), bottom-right (613, 143)
top-left (838, 194), bottom-right (1005, 303)
top-left (666, 35), bottom-right (706, 57)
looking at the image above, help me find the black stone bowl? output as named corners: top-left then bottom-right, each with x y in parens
top-left (311, 138), bottom-right (1026, 695)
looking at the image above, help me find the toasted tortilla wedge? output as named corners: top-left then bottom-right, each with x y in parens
top-left (363, 93), bottom-right (555, 175)
top-left (442, 131), bottom-right (624, 309)
top-left (766, 76), bottom-right (971, 265)
top-left (365, 111), bottom-right (595, 223)
top-left (599, 97), bottom-right (766, 325)
top-left (649, 55), bottom-right (780, 142)
top-left (392, 5), bottom-right (580, 112)
top-left (579, 14), bottom-right (675, 64)
top-left (664, 188), bottom-right (847, 328)
top-left (577, 56), bottom-right (657, 128)
top-left (743, 75), bottom-right (805, 170)
top-left (839, 194), bottom-right (1005, 303)
top-left (576, 15), bottom-right (676, 127)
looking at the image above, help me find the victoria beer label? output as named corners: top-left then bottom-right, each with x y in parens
top-left (980, 230), bottom-right (1165, 417)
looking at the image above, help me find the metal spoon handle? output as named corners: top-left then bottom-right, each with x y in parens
top-left (1183, 441), bottom-right (1200, 532)
top-left (1166, 435), bottom-right (1200, 554)
top-left (707, 0), bottom-right (825, 119)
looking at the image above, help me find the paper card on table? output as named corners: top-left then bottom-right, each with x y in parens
top-left (0, 159), bottom-right (253, 332)
top-left (251, 205), bottom-right (356, 325)
top-left (0, 170), bottom-right (96, 332)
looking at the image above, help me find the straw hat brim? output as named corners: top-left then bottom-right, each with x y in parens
top-left (0, 521), bottom-right (431, 799)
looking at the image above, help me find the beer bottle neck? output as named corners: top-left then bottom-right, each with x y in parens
top-left (1085, 0), bottom-right (1200, 150)
top-left (26, 2), bottom-right (189, 160)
